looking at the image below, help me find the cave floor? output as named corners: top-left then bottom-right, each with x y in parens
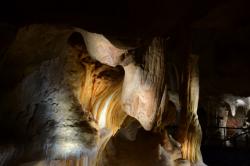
top-left (201, 146), bottom-right (250, 166)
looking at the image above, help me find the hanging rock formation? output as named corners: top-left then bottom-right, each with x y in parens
top-left (0, 24), bottom-right (204, 166)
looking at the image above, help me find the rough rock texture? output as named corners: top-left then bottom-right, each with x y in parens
top-left (0, 24), bottom-right (205, 166)
top-left (0, 25), bottom-right (102, 165)
top-left (121, 38), bottom-right (167, 130)
top-left (81, 31), bottom-right (168, 131)
top-left (176, 53), bottom-right (204, 165)
top-left (82, 30), bottom-right (127, 67)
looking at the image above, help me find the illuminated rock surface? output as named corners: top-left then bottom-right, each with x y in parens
top-left (5, 21), bottom-right (250, 165)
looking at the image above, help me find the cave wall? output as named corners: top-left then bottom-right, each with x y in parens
top-left (0, 0), bottom-right (249, 165)
top-left (0, 24), bottom-right (207, 166)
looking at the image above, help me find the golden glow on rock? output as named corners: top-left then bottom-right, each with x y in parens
top-left (98, 91), bottom-right (115, 128)
top-left (79, 59), bottom-right (126, 133)
top-left (66, 57), bottom-right (127, 166)
top-left (4, 25), bottom-right (204, 166)
top-left (176, 54), bottom-right (203, 164)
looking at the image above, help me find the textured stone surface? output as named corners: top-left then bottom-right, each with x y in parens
top-left (0, 24), bottom-right (204, 166)
top-left (0, 25), bottom-right (101, 165)
top-left (121, 38), bottom-right (167, 130)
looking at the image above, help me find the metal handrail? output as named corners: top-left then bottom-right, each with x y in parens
top-left (166, 125), bottom-right (250, 148)
top-left (222, 129), bottom-right (250, 142)
top-left (205, 126), bottom-right (249, 129)
top-left (203, 126), bottom-right (250, 148)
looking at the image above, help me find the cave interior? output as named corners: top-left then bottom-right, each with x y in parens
top-left (0, 0), bottom-right (250, 166)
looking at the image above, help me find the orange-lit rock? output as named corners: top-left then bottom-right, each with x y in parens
top-left (0, 24), bottom-right (203, 166)
top-left (120, 38), bottom-right (167, 130)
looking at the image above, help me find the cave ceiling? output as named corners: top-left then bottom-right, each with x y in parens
top-left (0, 0), bottom-right (248, 43)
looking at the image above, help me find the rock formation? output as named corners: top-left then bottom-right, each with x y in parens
top-left (0, 24), bottom-right (205, 166)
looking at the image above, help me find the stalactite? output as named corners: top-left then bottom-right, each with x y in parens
top-left (121, 37), bottom-right (167, 130)
top-left (171, 26), bottom-right (204, 164)
top-left (177, 53), bottom-right (203, 164)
